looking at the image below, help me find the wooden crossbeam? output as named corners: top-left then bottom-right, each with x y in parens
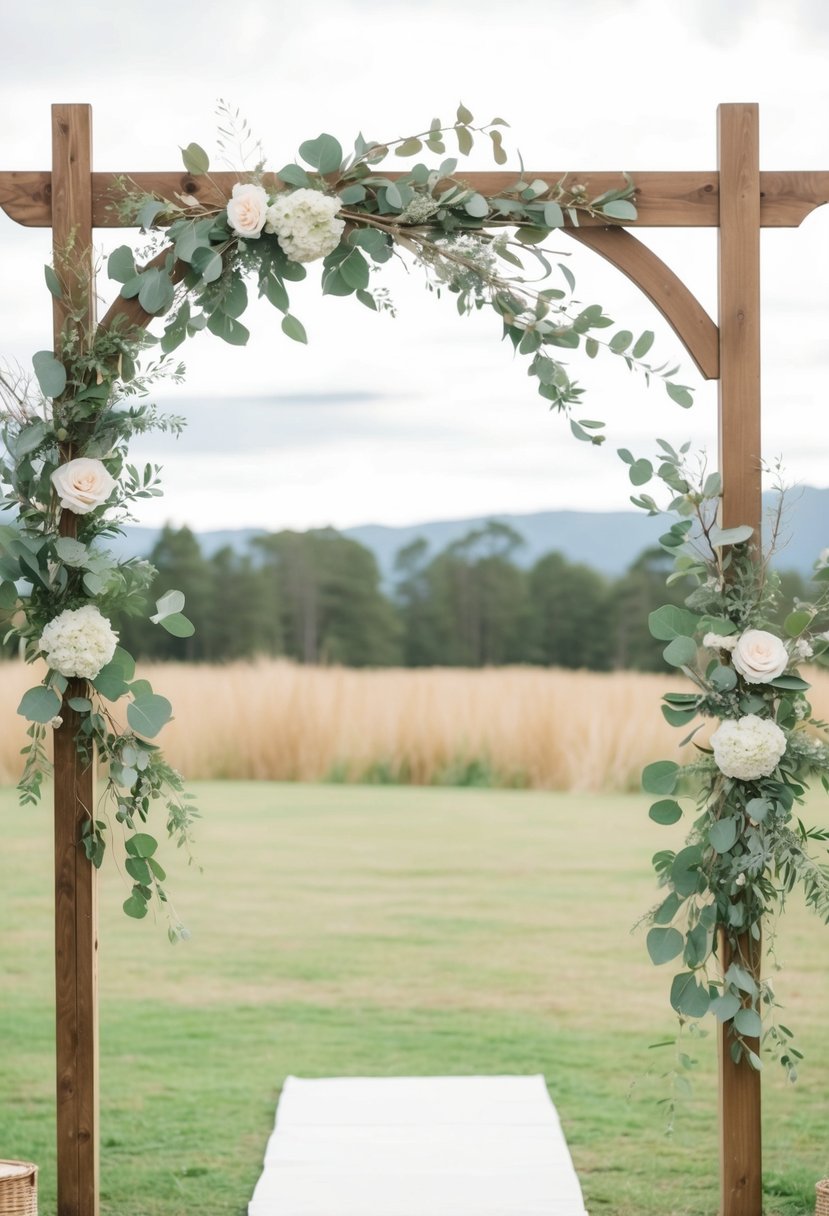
top-left (1, 167), bottom-right (829, 229)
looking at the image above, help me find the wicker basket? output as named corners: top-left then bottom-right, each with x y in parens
top-left (0, 1161), bottom-right (37, 1216)
top-left (816, 1178), bottom-right (829, 1216)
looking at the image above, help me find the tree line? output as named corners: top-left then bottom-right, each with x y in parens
top-left (108, 520), bottom-right (808, 671)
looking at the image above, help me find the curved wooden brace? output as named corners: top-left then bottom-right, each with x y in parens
top-left (567, 226), bottom-right (720, 380)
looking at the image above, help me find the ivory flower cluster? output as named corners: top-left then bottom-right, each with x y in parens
top-left (39, 604), bottom-right (118, 679)
top-left (264, 188), bottom-right (345, 263)
top-left (710, 714), bottom-right (787, 781)
top-left (225, 183), bottom-right (345, 263)
top-left (51, 457), bottom-right (116, 515)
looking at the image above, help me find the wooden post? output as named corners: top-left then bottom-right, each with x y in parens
top-left (716, 102), bottom-right (763, 1216)
top-left (51, 103), bottom-right (99, 1216)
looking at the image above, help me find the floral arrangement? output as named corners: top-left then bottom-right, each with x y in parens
top-left (626, 443), bottom-right (829, 1076)
top-left (0, 106), bottom-right (689, 936)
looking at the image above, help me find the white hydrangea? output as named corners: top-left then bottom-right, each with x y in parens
top-left (710, 714), bottom-right (787, 781)
top-left (39, 604), bottom-right (118, 680)
top-left (265, 188), bottom-right (345, 262)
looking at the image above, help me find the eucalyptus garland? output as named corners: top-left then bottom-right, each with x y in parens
top-left (0, 106), bottom-right (690, 937)
top-left (627, 443), bottom-right (829, 1077)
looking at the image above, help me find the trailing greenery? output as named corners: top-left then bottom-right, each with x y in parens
top-left (624, 443), bottom-right (829, 1076)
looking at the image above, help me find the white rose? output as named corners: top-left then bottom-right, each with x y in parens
top-left (711, 714), bottom-right (787, 781)
top-left (265, 187), bottom-right (345, 262)
top-left (39, 604), bottom-right (118, 680)
top-left (731, 629), bottom-right (788, 684)
top-left (51, 458), bottom-right (117, 515)
top-left (226, 182), bottom-right (269, 238)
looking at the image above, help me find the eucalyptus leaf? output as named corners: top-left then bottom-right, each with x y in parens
top-left (32, 351), bottom-right (67, 398)
top-left (671, 845), bottom-right (703, 897)
top-left (151, 589), bottom-right (185, 621)
top-left (160, 612), bottom-right (195, 638)
top-left (108, 245), bottom-right (137, 284)
top-left (648, 605), bottom-right (701, 641)
top-left (181, 142), bottom-right (210, 175)
top-left (282, 314), bottom-right (308, 344)
top-left (601, 199), bottom-right (637, 221)
top-left (642, 761), bottom-right (680, 796)
top-left (298, 133), bottom-right (343, 174)
top-left (670, 971), bottom-right (710, 1019)
top-left (44, 264), bottom-right (63, 299)
top-left (649, 799), bottom-right (683, 826)
top-left (137, 268), bottom-right (175, 315)
top-left (733, 1007), bottom-right (763, 1038)
top-left (123, 893), bottom-right (149, 919)
top-left (206, 311), bottom-right (250, 346)
top-left (17, 685), bottom-right (61, 724)
top-left (710, 992), bottom-right (742, 1022)
top-left (127, 693), bottom-right (173, 739)
top-left (709, 524), bottom-right (754, 548)
top-left (629, 459), bottom-right (653, 486)
top-left (663, 635), bottom-right (697, 668)
top-left (647, 926), bottom-right (684, 965)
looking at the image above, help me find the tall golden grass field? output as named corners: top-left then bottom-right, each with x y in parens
top-left (4, 659), bottom-right (829, 792)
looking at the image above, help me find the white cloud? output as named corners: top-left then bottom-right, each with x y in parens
top-left (1, 0), bottom-right (828, 529)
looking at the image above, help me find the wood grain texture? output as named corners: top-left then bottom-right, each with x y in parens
top-left (2, 167), bottom-right (828, 229)
top-left (718, 930), bottom-right (763, 1216)
top-left (567, 227), bottom-right (719, 379)
top-left (51, 103), bottom-right (100, 1216)
top-left (716, 102), bottom-right (763, 1216)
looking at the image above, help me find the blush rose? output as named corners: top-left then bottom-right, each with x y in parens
top-left (51, 458), bottom-right (117, 515)
top-left (731, 629), bottom-right (789, 684)
top-left (226, 183), bottom-right (269, 238)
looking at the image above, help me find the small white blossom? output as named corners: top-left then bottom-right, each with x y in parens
top-left (793, 638), bottom-right (813, 660)
top-left (711, 714), bottom-right (787, 781)
top-left (40, 604), bottom-right (118, 680)
top-left (399, 194), bottom-right (440, 224)
top-left (265, 188), bottom-right (345, 262)
top-left (50, 716), bottom-right (64, 730)
top-left (703, 632), bottom-right (738, 652)
top-left (735, 873), bottom-right (747, 887)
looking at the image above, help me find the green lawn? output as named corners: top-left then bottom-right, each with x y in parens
top-left (2, 782), bottom-right (828, 1215)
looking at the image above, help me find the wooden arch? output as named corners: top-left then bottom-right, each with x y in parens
top-left (2, 102), bottom-right (828, 1216)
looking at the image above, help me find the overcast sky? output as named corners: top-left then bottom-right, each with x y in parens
top-left (1, 0), bottom-right (828, 532)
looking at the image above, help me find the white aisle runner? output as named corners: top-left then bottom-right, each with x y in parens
top-left (248, 1075), bottom-right (589, 1216)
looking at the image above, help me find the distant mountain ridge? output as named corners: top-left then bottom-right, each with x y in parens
top-left (117, 486), bottom-right (829, 581)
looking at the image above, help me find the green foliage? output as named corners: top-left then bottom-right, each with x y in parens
top-left (630, 445), bottom-right (829, 1075)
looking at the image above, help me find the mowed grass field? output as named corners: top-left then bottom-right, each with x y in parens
top-left (2, 782), bottom-right (829, 1216)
